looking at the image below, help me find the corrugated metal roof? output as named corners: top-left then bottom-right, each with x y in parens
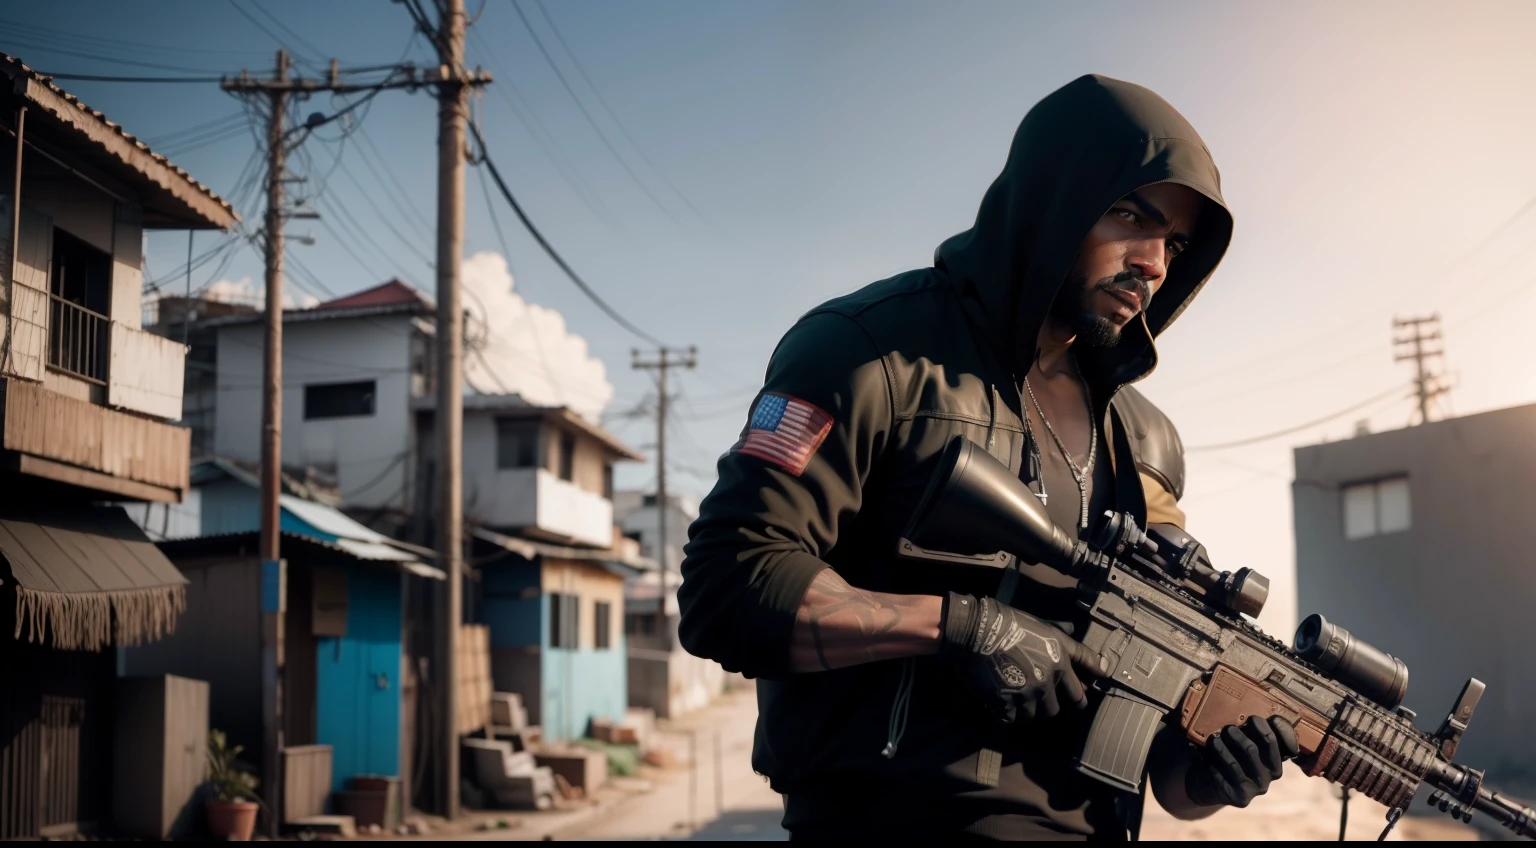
top-left (1, 52), bottom-right (238, 229)
top-left (156, 531), bottom-right (445, 580)
top-left (470, 526), bottom-right (652, 573)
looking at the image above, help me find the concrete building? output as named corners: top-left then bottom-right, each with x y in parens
top-left (165, 283), bottom-right (651, 762)
top-left (0, 53), bottom-right (236, 839)
top-left (613, 490), bottom-right (728, 719)
top-left (1292, 403), bottom-right (1536, 799)
top-left (183, 280), bottom-right (641, 549)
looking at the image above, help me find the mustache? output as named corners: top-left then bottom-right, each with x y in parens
top-left (1092, 272), bottom-right (1151, 307)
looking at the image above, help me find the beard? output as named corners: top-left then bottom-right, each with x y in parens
top-left (1049, 271), bottom-right (1147, 348)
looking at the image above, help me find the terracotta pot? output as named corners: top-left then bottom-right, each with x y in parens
top-left (206, 800), bottom-right (259, 841)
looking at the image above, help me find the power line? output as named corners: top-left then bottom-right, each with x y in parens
top-left (1185, 385), bottom-right (1410, 452)
top-left (0, 14), bottom-right (272, 60)
top-left (143, 110), bottom-right (248, 146)
top-left (226, 0), bottom-right (323, 67)
top-left (509, 0), bottom-right (684, 228)
top-left (32, 72), bottom-right (228, 84)
top-left (530, 0), bottom-right (710, 227)
top-left (468, 119), bottom-right (666, 347)
top-left (246, 0), bottom-right (329, 64)
top-left (475, 163), bottom-right (564, 405)
top-left (1159, 188), bottom-right (1536, 399)
top-left (467, 27), bottom-right (618, 229)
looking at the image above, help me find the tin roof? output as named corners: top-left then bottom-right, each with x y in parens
top-left (1, 52), bottom-right (239, 230)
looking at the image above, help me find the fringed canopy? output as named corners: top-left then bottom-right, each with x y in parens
top-left (13, 583), bottom-right (187, 652)
top-left (0, 505), bottom-right (189, 652)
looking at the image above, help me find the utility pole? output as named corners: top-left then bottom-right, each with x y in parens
top-left (632, 346), bottom-right (696, 648)
top-left (434, 0), bottom-right (471, 821)
top-left (222, 41), bottom-right (489, 824)
top-left (1393, 314), bottom-right (1448, 425)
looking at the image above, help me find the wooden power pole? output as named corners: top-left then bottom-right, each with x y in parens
top-left (631, 346), bottom-right (696, 648)
top-left (434, 0), bottom-right (471, 821)
top-left (1393, 314), bottom-right (1448, 425)
top-left (223, 37), bottom-right (490, 823)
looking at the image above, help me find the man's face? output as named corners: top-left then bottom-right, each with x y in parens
top-left (1052, 182), bottom-right (1204, 348)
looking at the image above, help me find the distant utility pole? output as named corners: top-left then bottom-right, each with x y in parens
top-left (1393, 314), bottom-right (1449, 426)
top-left (222, 41), bottom-right (489, 824)
top-left (632, 346), bottom-right (697, 647)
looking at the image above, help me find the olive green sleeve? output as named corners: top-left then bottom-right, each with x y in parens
top-left (677, 311), bottom-right (894, 679)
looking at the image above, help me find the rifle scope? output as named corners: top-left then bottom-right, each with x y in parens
top-left (1294, 613), bottom-right (1410, 710)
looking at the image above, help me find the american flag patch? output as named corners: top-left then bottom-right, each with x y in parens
top-left (735, 392), bottom-right (834, 477)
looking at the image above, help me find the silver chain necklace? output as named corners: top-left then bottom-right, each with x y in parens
top-left (1022, 358), bottom-right (1097, 531)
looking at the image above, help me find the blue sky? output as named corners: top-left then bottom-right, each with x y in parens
top-left (10, 0), bottom-right (1536, 633)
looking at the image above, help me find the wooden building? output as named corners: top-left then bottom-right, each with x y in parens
top-left (0, 52), bottom-right (237, 839)
top-left (124, 459), bottom-right (444, 818)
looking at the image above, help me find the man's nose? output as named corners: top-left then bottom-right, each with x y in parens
top-left (1127, 238), bottom-right (1168, 292)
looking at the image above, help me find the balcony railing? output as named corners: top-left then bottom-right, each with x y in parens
top-left (48, 296), bottom-right (110, 385)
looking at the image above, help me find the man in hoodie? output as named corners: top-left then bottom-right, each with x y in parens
top-left (678, 75), bottom-right (1298, 841)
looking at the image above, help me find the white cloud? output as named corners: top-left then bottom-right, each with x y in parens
top-left (461, 251), bottom-right (615, 422)
top-left (200, 276), bottom-right (320, 309)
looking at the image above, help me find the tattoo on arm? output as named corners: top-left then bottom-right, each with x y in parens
top-left (788, 570), bottom-right (942, 673)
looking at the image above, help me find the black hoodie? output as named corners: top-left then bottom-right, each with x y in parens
top-left (679, 75), bottom-right (1233, 839)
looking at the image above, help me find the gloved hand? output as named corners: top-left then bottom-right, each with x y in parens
top-left (1185, 716), bottom-right (1301, 808)
top-left (939, 593), bottom-right (1102, 724)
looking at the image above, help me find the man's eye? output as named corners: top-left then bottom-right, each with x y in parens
top-left (1167, 240), bottom-right (1187, 259)
top-left (1115, 209), bottom-right (1140, 225)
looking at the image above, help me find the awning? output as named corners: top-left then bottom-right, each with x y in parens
top-left (155, 531), bottom-right (447, 581)
top-left (470, 526), bottom-right (654, 573)
top-left (0, 505), bottom-right (189, 651)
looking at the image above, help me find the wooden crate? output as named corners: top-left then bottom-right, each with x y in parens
top-left (455, 625), bottom-right (492, 736)
top-left (112, 675), bottom-right (209, 841)
top-left (281, 745), bottom-right (333, 823)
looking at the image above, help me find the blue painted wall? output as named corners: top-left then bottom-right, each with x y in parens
top-left (478, 559), bottom-right (629, 741)
top-left (197, 480), bottom-right (325, 539)
top-left (316, 567), bottom-right (402, 790)
top-left (541, 635), bottom-right (628, 742)
top-left (481, 563), bottom-right (542, 648)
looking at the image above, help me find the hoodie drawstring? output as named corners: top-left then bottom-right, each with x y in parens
top-left (986, 384), bottom-right (999, 452)
top-left (881, 657), bottom-right (916, 759)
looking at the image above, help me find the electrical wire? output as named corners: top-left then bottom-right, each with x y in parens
top-left (474, 163), bottom-right (565, 406)
top-left (32, 72), bottom-right (227, 84)
top-left (1184, 385), bottom-right (1411, 452)
top-left (530, 0), bottom-right (710, 227)
top-left (468, 119), bottom-right (667, 347)
top-left (466, 26), bottom-right (618, 229)
top-left (247, 0), bottom-right (329, 65)
top-left (509, 0), bottom-right (684, 228)
top-left (226, 0), bottom-right (323, 68)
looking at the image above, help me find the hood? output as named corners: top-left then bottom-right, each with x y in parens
top-left (934, 74), bottom-right (1233, 393)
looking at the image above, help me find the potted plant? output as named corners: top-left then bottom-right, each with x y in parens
top-left (206, 730), bottom-right (261, 841)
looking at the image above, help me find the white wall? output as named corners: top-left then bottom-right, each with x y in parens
top-left (214, 314), bottom-right (417, 510)
top-left (614, 490), bottom-right (698, 575)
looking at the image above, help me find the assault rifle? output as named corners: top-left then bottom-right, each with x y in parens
top-left (899, 436), bottom-right (1535, 839)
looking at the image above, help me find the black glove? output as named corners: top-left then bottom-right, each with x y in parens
top-left (939, 593), bottom-right (1101, 724)
top-left (1186, 715), bottom-right (1302, 808)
